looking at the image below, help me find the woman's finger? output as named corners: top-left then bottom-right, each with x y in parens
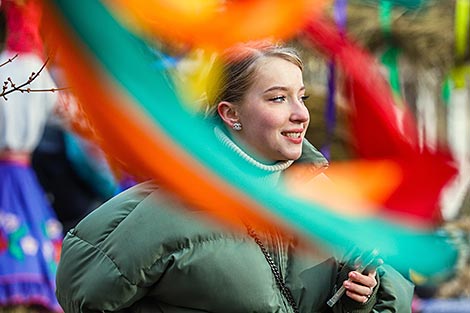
top-left (343, 279), bottom-right (374, 298)
top-left (348, 270), bottom-right (377, 289)
top-left (345, 289), bottom-right (371, 303)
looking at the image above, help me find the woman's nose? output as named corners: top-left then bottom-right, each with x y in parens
top-left (291, 99), bottom-right (310, 122)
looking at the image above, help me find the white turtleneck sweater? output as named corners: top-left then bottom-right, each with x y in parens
top-left (214, 126), bottom-right (294, 185)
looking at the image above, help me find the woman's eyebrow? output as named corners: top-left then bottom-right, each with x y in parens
top-left (263, 86), bottom-right (289, 93)
top-left (263, 86), bottom-right (306, 94)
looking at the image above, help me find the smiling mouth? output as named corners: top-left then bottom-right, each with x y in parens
top-left (282, 132), bottom-right (302, 139)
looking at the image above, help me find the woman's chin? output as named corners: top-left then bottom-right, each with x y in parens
top-left (281, 151), bottom-right (302, 162)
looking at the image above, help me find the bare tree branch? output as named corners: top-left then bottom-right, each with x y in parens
top-left (0, 56), bottom-right (69, 100)
top-left (0, 54), bottom-right (18, 68)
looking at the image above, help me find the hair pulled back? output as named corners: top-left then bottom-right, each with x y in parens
top-left (205, 41), bottom-right (303, 116)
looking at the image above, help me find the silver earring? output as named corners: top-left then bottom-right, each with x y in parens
top-left (232, 122), bottom-right (242, 131)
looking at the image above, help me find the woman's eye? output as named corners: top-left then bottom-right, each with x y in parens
top-left (270, 96), bottom-right (286, 103)
top-left (300, 95), bottom-right (310, 102)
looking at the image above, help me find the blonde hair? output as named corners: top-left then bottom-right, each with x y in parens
top-left (204, 40), bottom-right (303, 116)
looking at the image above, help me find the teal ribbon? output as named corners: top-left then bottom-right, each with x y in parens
top-left (379, 0), bottom-right (393, 40)
top-left (441, 76), bottom-right (451, 105)
top-left (362, 0), bottom-right (424, 9)
top-left (381, 46), bottom-right (402, 96)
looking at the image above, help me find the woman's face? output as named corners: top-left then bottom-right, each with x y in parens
top-left (233, 56), bottom-right (310, 162)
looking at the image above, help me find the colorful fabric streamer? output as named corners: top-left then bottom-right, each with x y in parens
top-left (455, 0), bottom-right (470, 60)
top-left (103, 0), bottom-right (326, 50)
top-left (360, 0), bottom-right (425, 9)
top-left (380, 46), bottom-right (402, 97)
top-left (302, 16), bottom-right (457, 225)
top-left (438, 0), bottom-right (469, 219)
top-left (379, 0), bottom-right (393, 38)
top-left (321, 0), bottom-right (347, 159)
top-left (43, 0), bottom-right (458, 284)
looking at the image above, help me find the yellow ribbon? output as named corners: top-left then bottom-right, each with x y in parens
top-left (451, 64), bottom-right (470, 89)
top-left (447, 0), bottom-right (470, 93)
top-left (455, 0), bottom-right (470, 60)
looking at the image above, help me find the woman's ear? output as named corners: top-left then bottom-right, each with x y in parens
top-left (217, 101), bottom-right (239, 127)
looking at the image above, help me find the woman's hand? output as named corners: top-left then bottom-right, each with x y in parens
top-left (343, 270), bottom-right (378, 303)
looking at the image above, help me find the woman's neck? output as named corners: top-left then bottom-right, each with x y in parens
top-left (214, 126), bottom-right (293, 173)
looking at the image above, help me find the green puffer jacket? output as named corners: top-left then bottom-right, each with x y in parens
top-left (55, 142), bottom-right (414, 313)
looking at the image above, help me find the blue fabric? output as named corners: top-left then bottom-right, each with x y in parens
top-left (420, 298), bottom-right (470, 313)
top-left (0, 161), bottom-right (63, 312)
top-left (321, 0), bottom-right (346, 159)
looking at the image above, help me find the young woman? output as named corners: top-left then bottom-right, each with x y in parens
top-left (55, 41), bottom-right (414, 312)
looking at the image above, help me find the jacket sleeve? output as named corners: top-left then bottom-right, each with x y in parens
top-left (55, 182), bottom-right (167, 313)
top-left (372, 264), bottom-right (415, 313)
top-left (55, 231), bottom-right (150, 313)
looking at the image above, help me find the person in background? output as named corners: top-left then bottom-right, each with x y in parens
top-left (55, 40), bottom-right (414, 312)
top-left (32, 124), bottom-right (114, 232)
top-left (0, 0), bottom-right (64, 312)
